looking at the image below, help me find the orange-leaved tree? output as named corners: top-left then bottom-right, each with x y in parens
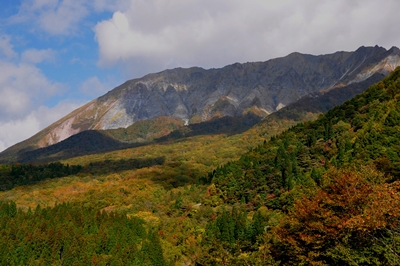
top-left (275, 166), bottom-right (400, 265)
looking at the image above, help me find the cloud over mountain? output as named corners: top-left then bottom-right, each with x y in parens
top-left (1, 0), bottom-right (400, 153)
top-left (94, 0), bottom-right (400, 77)
top-left (0, 34), bottom-right (81, 151)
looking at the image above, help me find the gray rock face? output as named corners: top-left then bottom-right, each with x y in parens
top-left (1, 45), bottom-right (400, 160)
top-left (95, 45), bottom-right (400, 130)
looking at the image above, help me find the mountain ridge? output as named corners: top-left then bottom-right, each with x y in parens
top-left (1, 45), bottom-right (399, 162)
top-left (7, 73), bottom-right (387, 163)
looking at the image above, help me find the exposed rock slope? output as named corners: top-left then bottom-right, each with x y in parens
top-left (1, 46), bottom-right (399, 162)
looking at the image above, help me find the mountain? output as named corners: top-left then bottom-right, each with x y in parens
top-left (7, 73), bottom-right (386, 164)
top-left (1, 45), bottom-right (399, 162)
top-left (1, 64), bottom-right (400, 265)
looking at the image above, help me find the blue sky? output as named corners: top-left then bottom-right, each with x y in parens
top-left (0, 0), bottom-right (400, 151)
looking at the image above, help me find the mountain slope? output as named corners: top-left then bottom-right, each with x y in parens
top-left (1, 46), bottom-right (399, 162)
top-left (200, 66), bottom-right (400, 266)
top-left (17, 130), bottom-right (127, 163)
top-left (211, 66), bottom-right (400, 205)
top-left (15, 114), bottom-right (262, 163)
top-left (266, 72), bottom-right (385, 121)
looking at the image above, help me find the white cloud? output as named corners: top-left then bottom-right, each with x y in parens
top-left (0, 60), bottom-right (63, 120)
top-left (92, 0), bottom-right (129, 12)
top-left (0, 34), bottom-right (68, 152)
top-left (21, 48), bottom-right (56, 64)
top-left (0, 113), bottom-right (40, 152)
top-left (80, 76), bottom-right (108, 97)
top-left (11, 0), bottom-right (89, 35)
top-left (80, 75), bottom-right (123, 98)
top-left (10, 0), bottom-right (130, 36)
top-left (0, 35), bottom-right (18, 59)
top-left (94, 0), bottom-right (400, 77)
top-left (0, 87), bottom-right (31, 116)
top-left (0, 100), bottom-right (84, 152)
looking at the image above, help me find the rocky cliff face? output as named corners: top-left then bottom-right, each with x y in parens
top-left (92, 46), bottom-right (400, 129)
top-left (1, 45), bottom-right (400, 161)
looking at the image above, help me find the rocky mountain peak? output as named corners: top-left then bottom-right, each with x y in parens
top-left (1, 46), bottom-right (400, 162)
top-left (389, 46), bottom-right (400, 55)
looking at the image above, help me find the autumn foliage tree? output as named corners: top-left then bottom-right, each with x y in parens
top-left (275, 166), bottom-right (400, 265)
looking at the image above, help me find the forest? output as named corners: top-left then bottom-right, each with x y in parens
top-left (0, 67), bottom-right (400, 265)
top-left (0, 201), bottom-right (165, 265)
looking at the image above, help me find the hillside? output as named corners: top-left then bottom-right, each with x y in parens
top-left (1, 66), bottom-right (400, 264)
top-left (1, 46), bottom-right (399, 163)
top-left (211, 67), bottom-right (400, 204)
top-left (203, 66), bottom-right (400, 264)
top-left (14, 113), bottom-right (262, 163)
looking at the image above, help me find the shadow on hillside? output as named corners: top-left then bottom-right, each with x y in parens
top-left (0, 157), bottom-right (167, 192)
top-left (80, 157), bottom-right (205, 189)
top-left (72, 156), bottom-right (203, 189)
top-left (270, 73), bottom-right (385, 122)
top-left (80, 156), bottom-right (166, 176)
top-left (16, 130), bottom-right (146, 163)
top-left (17, 114), bottom-right (261, 164)
top-left (135, 160), bottom-right (207, 189)
top-left (155, 113), bottom-right (262, 143)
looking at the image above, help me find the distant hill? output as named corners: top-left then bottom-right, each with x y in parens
top-left (17, 130), bottom-right (126, 163)
top-left (14, 114), bottom-right (262, 163)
